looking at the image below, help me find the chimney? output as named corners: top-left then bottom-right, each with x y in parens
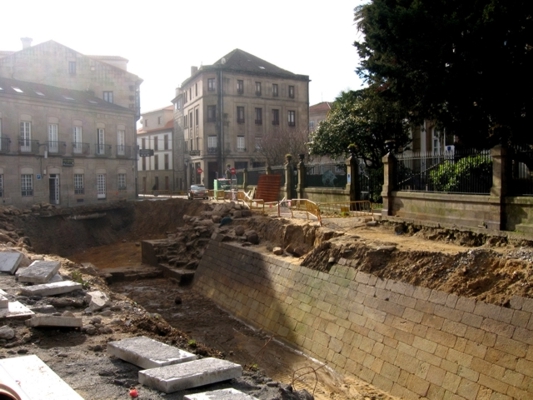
top-left (21, 37), bottom-right (33, 49)
top-left (191, 66), bottom-right (198, 76)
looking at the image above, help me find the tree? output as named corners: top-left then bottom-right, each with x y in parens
top-left (354, 0), bottom-right (533, 151)
top-left (255, 127), bottom-right (309, 166)
top-left (308, 87), bottom-right (410, 168)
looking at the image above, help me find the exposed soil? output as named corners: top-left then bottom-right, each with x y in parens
top-left (1, 198), bottom-right (533, 399)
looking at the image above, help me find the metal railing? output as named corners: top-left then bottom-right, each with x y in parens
top-left (0, 136), bottom-right (11, 154)
top-left (18, 139), bottom-right (40, 154)
top-left (94, 143), bottom-right (112, 157)
top-left (72, 142), bottom-right (91, 156)
top-left (45, 141), bottom-right (67, 155)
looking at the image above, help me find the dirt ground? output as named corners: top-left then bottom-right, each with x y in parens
top-left (2, 198), bottom-right (533, 399)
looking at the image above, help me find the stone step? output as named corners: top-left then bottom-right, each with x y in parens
top-left (184, 388), bottom-right (259, 399)
top-left (19, 280), bottom-right (82, 297)
top-left (158, 264), bottom-right (195, 283)
top-left (138, 357), bottom-right (242, 393)
top-left (25, 315), bottom-right (82, 328)
top-left (107, 336), bottom-right (197, 369)
top-left (0, 354), bottom-right (84, 399)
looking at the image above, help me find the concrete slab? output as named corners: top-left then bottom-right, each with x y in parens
top-left (19, 281), bottom-right (82, 297)
top-left (184, 388), bottom-right (259, 399)
top-left (108, 336), bottom-right (197, 369)
top-left (138, 357), bottom-right (242, 393)
top-left (25, 315), bottom-right (82, 328)
top-left (0, 354), bottom-right (84, 399)
top-left (0, 290), bottom-right (34, 320)
top-left (0, 252), bottom-right (23, 274)
top-left (0, 292), bottom-right (7, 308)
top-left (17, 260), bottom-right (61, 284)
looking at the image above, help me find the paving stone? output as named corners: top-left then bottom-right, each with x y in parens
top-left (184, 388), bottom-right (259, 399)
top-left (138, 357), bottom-right (242, 393)
top-left (0, 354), bottom-right (84, 399)
top-left (17, 260), bottom-right (61, 283)
top-left (19, 281), bottom-right (82, 297)
top-left (0, 252), bottom-right (23, 274)
top-left (25, 315), bottom-right (82, 328)
top-left (108, 336), bottom-right (197, 369)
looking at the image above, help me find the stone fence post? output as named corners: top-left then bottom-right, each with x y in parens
top-left (284, 155), bottom-right (294, 200)
top-left (345, 151), bottom-right (360, 208)
top-left (489, 145), bottom-right (508, 230)
top-left (242, 168), bottom-right (248, 191)
top-left (297, 154), bottom-right (306, 199)
top-left (381, 152), bottom-right (396, 217)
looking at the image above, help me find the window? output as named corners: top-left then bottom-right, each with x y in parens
top-left (237, 136), bottom-right (245, 152)
top-left (73, 126), bottom-right (82, 153)
top-left (118, 173), bottom-right (126, 190)
top-left (195, 109), bottom-right (199, 126)
top-left (189, 111), bottom-right (193, 128)
top-left (69, 61), bottom-right (76, 75)
top-left (255, 82), bottom-right (262, 96)
top-left (207, 105), bottom-right (216, 122)
top-left (144, 119), bottom-right (148, 127)
top-left (48, 124), bottom-right (58, 153)
top-left (142, 156), bottom-right (146, 171)
top-left (103, 91), bottom-right (113, 103)
top-left (184, 114), bottom-right (188, 128)
top-left (272, 109), bottom-right (280, 125)
top-left (0, 118), bottom-right (2, 152)
top-left (208, 78), bottom-right (216, 92)
top-left (74, 174), bottom-right (84, 194)
top-left (272, 84), bottom-right (278, 97)
top-left (195, 83), bottom-right (198, 96)
top-left (255, 108), bottom-right (262, 125)
top-left (288, 85), bottom-right (295, 98)
top-left (97, 174), bottom-right (106, 199)
top-left (117, 130), bottom-right (125, 155)
top-left (154, 154), bottom-right (159, 170)
top-left (141, 138), bottom-right (146, 149)
top-left (288, 110), bottom-right (296, 127)
top-left (0, 174), bottom-right (3, 197)
top-left (97, 128), bottom-right (105, 155)
top-left (20, 121), bottom-right (31, 152)
top-left (164, 134), bottom-right (169, 150)
top-left (164, 154), bottom-right (169, 170)
top-left (21, 174), bottom-right (33, 197)
top-left (208, 136), bottom-right (217, 153)
top-left (158, 116), bottom-right (161, 125)
top-left (237, 106), bottom-right (245, 123)
top-left (255, 137), bottom-right (262, 151)
top-left (153, 136), bottom-right (159, 151)
top-left (237, 80), bottom-right (244, 94)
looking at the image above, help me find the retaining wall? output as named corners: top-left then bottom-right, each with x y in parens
top-left (194, 240), bottom-right (533, 400)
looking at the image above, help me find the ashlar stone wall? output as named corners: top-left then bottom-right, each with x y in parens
top-left (194, 241), bottom-right (533, 400)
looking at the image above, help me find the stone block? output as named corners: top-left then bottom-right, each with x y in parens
top-left (25, 315), bottom-right (82, 328)
top-left (19, 280), bottom-right (82, 297)
top-left (184, 388), bottom-right (259, 399)
top-left (108, 336), bottom-right (197, 369)
top-left (138, 357), bottom-right (242, 393)
top-left (17, 260), bottom-right (60, 283)
top-left (0, 252), bottom-right (23, 274)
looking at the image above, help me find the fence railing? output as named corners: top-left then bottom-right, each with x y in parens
top-left (511, 145), bottom-right (533, 195)
top-left (395, 148), bottom-right (492, 194)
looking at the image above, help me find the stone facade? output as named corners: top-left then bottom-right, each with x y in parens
top-left (0, 40), bottom-right (142, 208)
top-left (195, 241), bottom-right (533, 400)
top-left (172, 49), bottom-right (309, 190)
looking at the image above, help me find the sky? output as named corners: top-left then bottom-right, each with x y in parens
top-left (1, 0), bottom-right (365, 113)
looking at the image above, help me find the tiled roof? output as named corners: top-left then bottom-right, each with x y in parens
top-left (310, 102), bottom-right (332, 113)
top-left (0, 76), bottom-right (130, 112)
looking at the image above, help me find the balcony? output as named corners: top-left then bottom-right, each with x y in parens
top-left (95, 143), bottom-right (112, 157)
top-left (189, 150), bottom-right (201, 156)
top-left (116, 145), bottom-right (135, 159)
top-left (45, 141), bottom-right (67, 156)
top-left (0, 136), bottom-right (11, 154)
top-left (72, 142), bottom-right (91, 156)
top-left (18, 139), bottom-right (40, 154)
top-left (207, 147), bottom-right (218, 155)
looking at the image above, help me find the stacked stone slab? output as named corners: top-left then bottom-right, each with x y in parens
top-left (108, 336), bottom-right (243, 395)
top-left (17, 260), bottom-right (61, 283)
top-left (0, 252), bottom-right (23, 274)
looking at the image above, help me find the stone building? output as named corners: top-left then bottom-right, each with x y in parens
top-left (309, 101), bottom-right (332, 132)
top-left (136, 106), bottom-right (176, 193)
top-left (172, 49), bottom-right (309, 189)
top-left (0, 39), bottom-right (142, 208)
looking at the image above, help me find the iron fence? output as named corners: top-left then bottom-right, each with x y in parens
top-left (511, 146), bottom-right (533, 195)
top-left (306, 163), bottom-right (346, 188)
top-left (395, 148), bottom-right (492, 194)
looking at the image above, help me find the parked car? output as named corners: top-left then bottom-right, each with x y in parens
top-left (188, 184), bottom-right (208, 200)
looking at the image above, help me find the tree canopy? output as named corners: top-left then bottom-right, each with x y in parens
top-left (354, 0), bottom-right (533, 149)
top-left (308, 87), bottom-right (410, 168)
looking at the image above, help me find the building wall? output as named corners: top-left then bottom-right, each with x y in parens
top-left (0, 95), bottom-right (136, 206)
top-left (195, 241), bottom-right (533, 400)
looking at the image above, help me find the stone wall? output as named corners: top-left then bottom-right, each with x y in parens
top-left (195, 241), bottom-right (533, 400)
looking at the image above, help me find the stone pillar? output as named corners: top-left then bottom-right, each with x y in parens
top-left (242, 168), bottom-right (248, 191)
top-left (345, 150), bottom-right (360, 208)
top-left (489, 145), bottom-right (508, 230)
top-left (266, 165), bottom-right (272, 175)
top-left (381, 152), bottom-right (396, 217)
top-left (297, 154), bottom-right (306, 199)
top-left (284, 155), bottom-right (293, 200)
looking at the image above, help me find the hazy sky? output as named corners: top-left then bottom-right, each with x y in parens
top-left (1, 0), bottom-right (365, 113)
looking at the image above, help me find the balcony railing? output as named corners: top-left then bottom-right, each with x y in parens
top-left (207, 147), bottom-right (218, 155)
top-left (94, 143), bottom-right (112, 157)
top-left (18, 139), bottom-right (40, 154)
top-left (189, 150), bottom-right (201, 156)
top-left (72, 142), bottom-right (91, 156)
top-left (45, 141), bottom-right (67, 155)
top-left (0, 136), bottom-right (11, 154)
top-left (116, 145), bottom-right (134, 159)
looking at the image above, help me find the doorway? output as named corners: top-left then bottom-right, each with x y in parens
top-left (49, 174), bottom-right (60, 205)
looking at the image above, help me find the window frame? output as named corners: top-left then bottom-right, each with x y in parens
top-left (74, 173), bottom-right (84, 195)
top-left (103, 91), bottom-right (114, 103)
top-left (237, 136), bottom-right (246, 152)
top-left (207, 78), bottom-right (216, 92)
top-left (255, 108), bottom-right (262, 125)
top-left (255, 82), bottom-right (262, 96)
top-left (21, 174), bottom-right (33, 197)
top-left (272, 109), bottom-right (280, 125)
top-left (237, 80), bottom-right (244, 94)
top-left (288, 110), bottom-right (296, 127)
top-left (118, 173), bottom-right (126, 190)
top-left (288, 85), bottom-right (295, 98)
top-left (237, 106), bottom-right (245, 124)
top-left (272, 84), bottom-right (278, 97)
top-left (207, 105), bottom-right (216, 122)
